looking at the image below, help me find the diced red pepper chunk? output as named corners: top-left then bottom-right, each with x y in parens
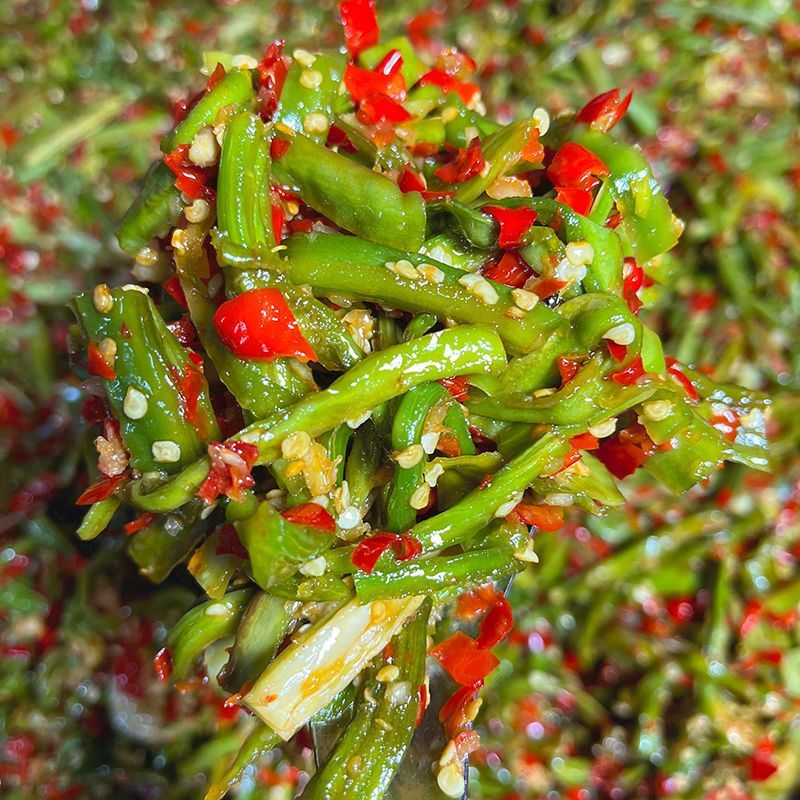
top-left (339, 0), bottom-right (379, 57)
top-left (398, 163), bottom-right (427, 193)
top-left (574, 88), bottom-right (633, 133)
top-left (164, 144), bottom-right (215, 201)
top-left (256, 40), bottom-right (288, 120)
top-left (475, 591), bottom-right (513, 650)
top-left (547, 142), bottom-right (609, 192)
top-left (532, 277), bottom-right (567, 299)
top-left (569, 432), bottom-right (599, 451)
top-left (431, 631), bottom-right (499, 685)
top-left (356, 92), bottom-right (412, 126)
top-left (418, 69), bottom-right (480, 105)
top-left (123, 513), bottom-right (157, 536)
top-left (87, 340), bottom-right (117, 380)
top-left (606, 340), bottom-right (628, 362)
top-left (610, 356), bottom-right (645, 386)
top-left (622, 256), bottom-right (644, 314)
top-left (153, 647), bottom-right (172, 683)
top-left (439, 376), bottom-right (470, 402)
top-left (163, 276), bottom-right (188, 309)
top-left (76, 472), bottom-right (126, 505)
top-left (435, 138), bottom-right (485, 183)
top-left (439, 680), bottom-right (483, 740)
top-left (281, 502), bottom-right (336, 533)
top-left (665, 358), bottom-right (699, 401)
top-left (555, 186), bottom-right (594, 216)
top-left (197, 440), bottom-right (259, 504)
top-left (513, 503), bottom-right (564, 531)
top-left (557, 356), bottom-right (582, 386)
top-left (213, 288), bottom-right (317, 362)
top-left (351, 531), bottom-right (422, 574)
top-left (481, 205), bottom-right (538, 249)
top-left (482, 251), bottom-right (533, 288)
top-left (343, 63), bottom-right (405, 103)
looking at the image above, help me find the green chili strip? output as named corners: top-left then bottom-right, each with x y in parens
top-left (283, 232), bottom-right (562, 355)
top-left (272, 133), bottom-right (426, 250)
top-left (72, 287), bottom-right (218, 472)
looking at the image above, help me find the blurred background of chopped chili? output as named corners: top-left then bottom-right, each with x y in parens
top-left (1, 1), bottom-right (798, 797)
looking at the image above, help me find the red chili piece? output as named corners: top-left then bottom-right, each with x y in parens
top-left (164, 144), bottom-right (215, 201)
top-left (87, 340), bottom-right (116, 380)
top-left (281, 502), bottom-right (336, 533)
top-left (557, 356), bottom-right (582, 386)
top-left (123, 513), bottom-right (157, 536)
top-left (76, 472), bottom-right (126, 505)
top-left (622, 257), bottom-right (644, 314)
top-left (256, 40), bottom-right (289, 120)
top-left (665, 358), bottom-right (699, 401)
top-left (475, 591), bottom-right (513, 649)
top-left (163, 276), bottom-right (188, 309)
top-left (606, 340), bottom-right (628, 362)
top-left (574, 88), bottom-right (633, 132)
top-left (418, 69), bottom-right (480, 105)
top-left (343, 62), bottom-right (405, 104)
top-left (513, 503), bottom-right (564, 532)
top-left (356, 92), bottom-right (412, 125)
top-left (610, 356), bottom-right (645, 386)
top-left (153, 647), bottom-right (172, 683)
top-left (351, 531), bottom-right (422, 574)
top-left (435, 138), bottom-right (486, 183)
top-left (398, 163), bottom-right (427, 193)
top-left (481, 206), bottom-right (538, 249)
top-left (439, 376), bottom-right (470, 402)
top-left (339, 0), bottom-right (379, 57)
top-left (482, 251), bottom-right (533, 288)
top-left (213, 288), bottom-right (317, 362)
top-left (430, 631), bottom-right (500, 685)
top-left (197, 440), bottom-right (259, 504)
top-left (532, 277), bottom-right (567, 299)
top-left (547, 142), bottom-right (609, 191)
top-left (555, 187), bottom-right (594, 215)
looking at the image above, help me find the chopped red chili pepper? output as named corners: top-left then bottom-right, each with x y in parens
top-left (595, 433), bottom-right (650, 479)
top-left (431, 631), bottom-right (499, 685)
top-left (270, 137), bottom-right (291, 160)
top-left (481, 205), bottom-right (538, 249)
top-left (554, 186), bottom-right (594, 215)
top-left (569, 432), bottom-right (600, 451)
top-left (197, 440), bottom-right (259, 504)
top-left (710, 408), bottom-right (740, 442)
top-left (343, 63), bottom-right (405, 104)
top-left (213, 288), bottom-right (317, 362)
top-left (326, 125), bottom-right (358, 153)
top-left (475, 591), bottom-right (513, 649)
top-left (406, 9), bottom-right (445, 49)
top-left (87, 340), bottom-right (117, 380)
top-left (439, 376), bottom-right (470, 402)
top-left (374, 48), bottom-right (403, 77)
top-left (557, 356), bottom-right (582, 386)
top-left (167, 317), bottom-right (197, 348)
top-left (439, 680), bottom-right (483, 740)
top-left (434, 138), bottom-right (485, 183)
top-left (356, 92), bottom-right (412, 125)
top-left (76, 472), bottom-right (126, 505)
top-left (256, 40), bottom-right (288, 120)
top-left (748, 739), bottom-right (779, 782)
top-left (606, 340), bottom-right (628, 362)
top-left (665, 358), bottom-right (699, 401)
top-left (522, 127), bottom-right (544, 163)
top-left (547, 142), bottom-right (609, 191)
top-left (418, 69), bottom-right (480, 105)
top-left (163, 276), bottom-right (187, 309)
top-left (415, 683), bottom-right (428, 727)
top-left (164, 144), bottom-right (215, 201)
top-left (339, 0), bottom-right (379, 57)
top-left (398, 163), bottom-right (427, 193)
top-left (467, 424), bottom-right (497, 452)
top-left (281, 502), bottom-right (336, 533)
top-left (271, 201), bottom-right (285, 244)
top-left (574, 88), bottom-right (633, 132)
top-left (153, 647), bottom-right (172, 683)
top-left (482, 251), bottom-right (533, 288)
top-left (123, 513), bottom-right (157, 536)
top-left (532, 277), bottom-right (567, 299)
top-left (610, 356), bottom-right (645, 386)
top-left (513, 503), bottom-right (564, 531)
top-left (176, 363), bottom-right (206, 433)
top-left (622, 257), bottom-right (644, 314)
top-left (351, 531), bottom-right (422, 574)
